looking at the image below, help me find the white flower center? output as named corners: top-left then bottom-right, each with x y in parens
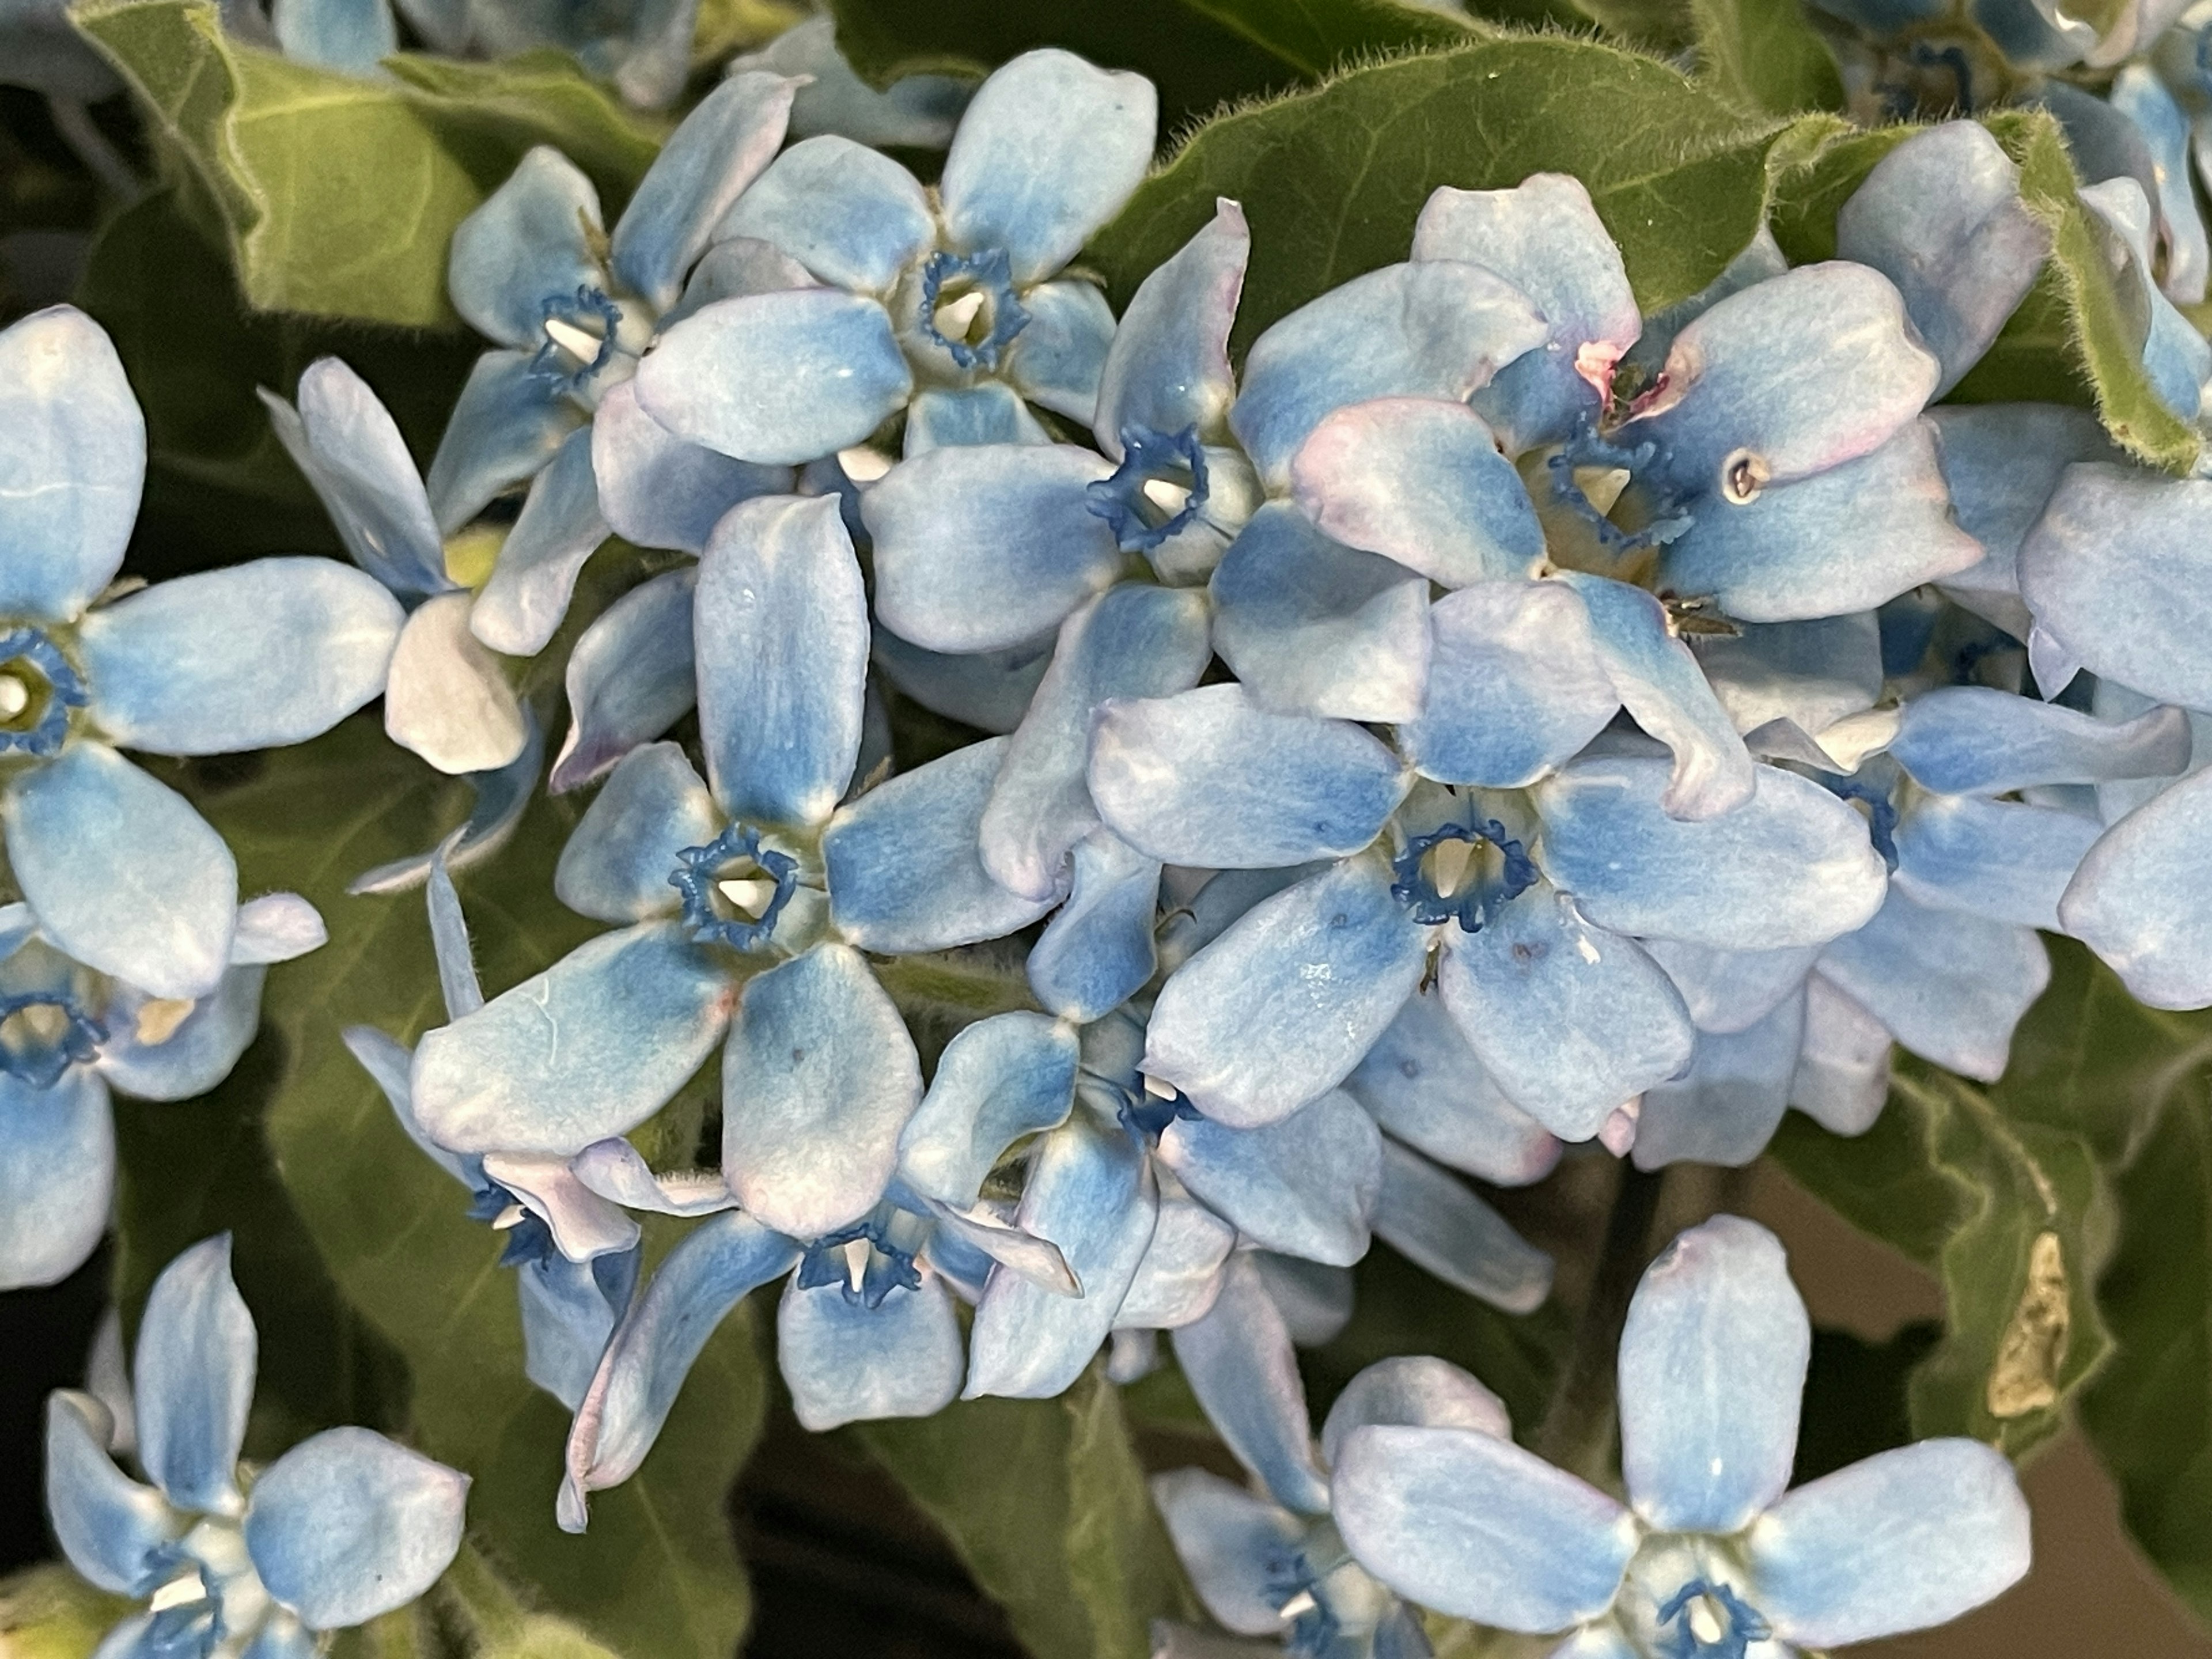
top-left (0, 675), bottom-right (29, 719)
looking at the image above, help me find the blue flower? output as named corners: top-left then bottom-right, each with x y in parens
top-left (0, 306), bottom-right (399, 1002)
top-left (45, 1236), bottom-right (468, 1655)
top-left (1332, 1217), bottom-right (2032, 1656)
top-left (633, 49), bottom-right (1157, 467)
top-left (728, 17), bottom-right (974, 151)
top-left (0, 896), bottom-right (325, 1290)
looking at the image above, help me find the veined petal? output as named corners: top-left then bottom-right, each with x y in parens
top-left (0, 1067), bottom-right (112, 1290)
top-left (1343, 991), bottom-right (1561, 1187)
top-left (1892, 683), bottom-right (2191, 794)
top-left (1404, 581), bottom-right (1618, 789)
top-left (44, 1391), bottom-right (179, 1596)
top-left (551, 567), bottom-right (698, 794)
top-left (384, 592), bottom-right (529, 777)
top-left (1160, 1087), bottom-right (1383, 1267)
top-left (263, 358), bottom-right (446, 595)
top-left (554, 741), bottom-right (714, 923)
top-left (1320, 1355), bottom-right (1510, 1471)
top-left (1370, 1140), bottom-right (1552, 1313)
top-left (779, 1274), bottom-right (965, 1430)
top-left (1169, 1252), bottom-right (1331, 1513)
top-left (1002, 279), bottom-right (1116, 424)
top-left (1893, 793), bottom-right (2101, 930)
top-left (898, 1010), bottom-right (1077, 1209)
top-left (469, 425), bottom-right (609, 658)
top-left (244, 1429), bottom-right (467, 1631)
top-left (719, 135), bottom-right (934, 294)
top-left (0, 306), bottom-right (142, 623)
top-left (1150, 1468), bottom-right (1305, 1637)
top-left (1818, 888), bottom-right (2048, 1080)
top-left (423, 349), bottom-right (577, 534)
top-left (135, 1234), bottom-right (255, 1514)
top-left (1093, 199), bottom-right (1246, 454)
top-left (1025, 830), bottom-right (1162, 1024)
top-left (448, 147), bottom-right (604, 351)
top-left (592, 381), bottom-right (791, 556)
top-left (609, 71), bottom-right (796, 313)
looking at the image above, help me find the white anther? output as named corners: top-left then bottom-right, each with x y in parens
top-left (149, 1571), bottom-right (206, 1614)
top-left (838, 445), bottom-right (893, 484)
top-left (933, 290), bottom-right (986, 338)
top-left (0, 677), bottom-right (28, 719)
top-left (543, 316), bottom-right (602, 361)
top-left (1430, 837), bottom-right (1474, 899)
top-left (1141, 478), bottom-right (1191, 515)
top-left (1576, 934), bottom-right (1602, 965)
top-left (1142, 1072), bottom-right (1177, 1100)
top-left (1276, 1591), bottom-right (1317, 1622)
top-left (134, 998), bottom-right (197, 1047)
top-left (844, 1237), bottom-right (871, 1292)
top-left (490, 1202), bottom-right (528, 1230)
top-left (718, 877), bottom-right (775, 918)
top-left (1688, 1596), bottom-right (1725, 1645)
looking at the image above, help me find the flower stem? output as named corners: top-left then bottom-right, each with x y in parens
top-left (1533, 1160), bottom-right (1666, 1486)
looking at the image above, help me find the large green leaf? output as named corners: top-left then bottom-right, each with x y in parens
top-left (73, 0), bottom-right (658, 329)
top-left (1086, 38), bottom-right (1816, 357)
top-left (0, 1565), bottom-right (136, 1659)
top-left (1688, 0), bottom-right (1842, 115)
top-left (854, 1367), bottom-right (1198, 1659)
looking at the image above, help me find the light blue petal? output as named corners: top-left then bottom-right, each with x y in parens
top-left (551, 567), bottom-right (697, 793)
top-left (1656, 419), bottom-right (1981, 624)
top-left (719, 134), bottom-right (933, 293)
top-left (695, 493), bottom-right (865, 828)
top-left (1112, 1195), bottom-right (1236, 1330)
top-left (1332, 1423), bottom-right (1638, 1630)
top-left (901, 384), bottom-right (1051, 454)
top-left (964, 1116), bottom-right (1157, 1397)
top-left (345, 1026), bottom-right (473, 1188)
top-left (1817, 888), bottom-right (2048, 1080)
top-left (1320, 1355), bottom-right (1510, 1472)
top-left (1169, 1252), bottom-right (1330, 1512)
top-left (448, 147), bottom-right (605, 350)
top-left (1645, 938), bottom-right (1819, 1035)
top-left (44, 1391), bottom-right (179, 1594)
top-left (1556, 573), bottom-right (1753, 820)
top-left (663, 236), bottom-right (816, 328)
top-left (1089, 685), bottom-right (1408, 869)
top-left (244, 1428), bottom-right (467, 1630)
top-left (865, 444), bottom-right (1122, 654)
top-left (1533, 756), bottom-right (1888, 950)
top-left (1253, 1251), bottom-right (1354, 1346)
top-left (1146, 857), bottom-right (1426, 1128)
top-left (517, 1250), bottom-right (627, 1410)
top-left (1149, 1468), bottom-right (1305, 1635)
top-left (938, 49), bottom-right (1156, 284)
top-left (1895, 684), bottom-right (2190, 797)
top-left (559, 1211), bottom-right (799, 1531)
top-left (0, 306), bottom-right (142, 623)
top-left (410, 921), bottom-right (732, 1154)
top-left (590, 380), bottom-right (790, 557)
top-left (240, 1609), bottom-right (319, 1659)
top-left (1436, 889), bottom-right (1696, 1143)
top-left (826, 737), bottom-right (1063, 952)
top-left (1930, 404), bottom-right (2112, 618)
top-left (1789, 972), bottom-right (1891, 1136)
top-left (636, 290), bottom-right (912, 467)
top-left (553, 741), bottom-right (714, 923)
top-left (569, 1141), bottom-right (734, 1218)
top-left (1344, 991), bottom-right (1560, 1187)
top-left (1209, 503), bottom-right (1431, 724)
top-left (1411, 174), bottom-right (1641, 453)
top-left (609, 71), bottom-right (796, 312)
top-left (423, 349), bottom-right (577, 534)
top-left (1003, 279), bottom-right (1116, 423)
top-left (1404, 581), bottom-right (1617, 789)
top-left (731, 16), bottom-right (969, 149)
top-left (79, 558), bottom-right (402, 754)
top-left (262, 360), bottom-right (447, 597)
top-left (1748, 1440), bottom-right (2030, 1647)
top-left (1616, 1215), bottom-right (1808, 1532)
top-left (6, 744), bottom-right (237, 1000)
top-left (898, 1010), bottom-right (1077, 1209)
top-left (871, 627), bottom-right (1052, 737)
top-left (1893, 793), bottom-right (2102, 930)
top-left (135, 1233), bottom-right (254, 1514)
top-left (95, 967), bottom-right (264, 1102)
top-left (269, 0), bottom-right (393, 73)
top-left (427, 846), bottom-right (482, 1018)
top-left (983, 581), bottom-right (1213, 900)
top-left (1692, 613), bottom-right (1883, 747)
top-left (778, 1275), bottom-right (964, 1430)
top-left (2062, 766), bottom-right (2212, 1007)
top-left (1836, 121), bottom-right (2050, 395)
top-left (230, 892), bottom-right (326, 966)
top-left (1093, 199), bottom-right (1246, 453)
top-left (2111, 65), bottom-right (2209, 305)
top-left (1630, 987), bottom-right (1808, 1168)
top-left (468, 430), bottom-right (604, 660)
top-left (1370, 1139), bottom-right (1552, 1313)
top-left (347, 711), bottom-right (544, 898)
top-left (2080, 177), bottom-right (2212, 421)
top-left (1026, 830), bottom-right (1161, 1024)
top-left (0, 1067), bottom-right (111, 1289)
top-left (1230, 263), bottom-right (1547, 488)
top-left (1160, 1087), bottom-right (1381, 1266)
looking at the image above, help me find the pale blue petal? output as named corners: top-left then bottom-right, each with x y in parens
top-left (240, 1609), bottom-right (319, 1659)
top-left (1533, 757), bottom-right (1888, 950)
top-left (779, 1274), bottom-right (964, 1430)
top-left (347, 713), bottom-right (543, 898)
top-left (719, 135), bottom-right (933, 293)
top-left (44, 1392), bottom-right (178, 1594)
top-left (1320, 1355), bottom-right (1510, 1471)
top-left (380, 591), bottom-right (527, 776)
top-left (554, 741), bottom-right (714, 923)
top-left (1025, 830), bottom-right (1161, 1024)
top-left (1616, 1215), bottom-right (1808, 1532)
top-left (1332, 1423), bottom-right (1637, 1630)
top-left (346, 1026), bottom-right (472, 1188)
top-left (1836, 121), bottom-right (2051, 395)
top-left (1160, 1088), bottom-right (1382, 1267)
top-left (559, 1212), bottom-right (799, 1530)
top-left (1093, 199), bottom-right (1246, 454)
top-left (410, 921), bottom-right (732, 1154)
top-left (1112, 1195), bottom-right (1235, 1330)
top-left (1625, 227), bottom-right (1787, 379)
top-left (1645, 938), bottom-right (1819, 1035)
top-left (1931, 404), bottom-right (2112, 615)
top-left (721, 943), bottom-right (919, 1238)
top-left (1253, 1252), bottom-right (1354, 1346)
top-left (2080, 177), bottom-right (2212, 421)
top-left (1405, 581), bottom-right (1618, 789)
top-left (448, 147), bottom-right (604, 350)
top-left (1003, 279), bottom-right (1116, 423)
top-left (1169, 1252), bottom-right (1330, 1512)
top-left (1344, 992), bottom-right (1561, 1187)
top-left (1292, 395), bottom-right (1547, 591)
top-left (230, 892), bottom-right (325, 966)
top-left (517, 1250), bottom-right (628, 1410)
top-left (270, 0), bottom-right (393, 80)
top-left (1089, 685), bottom-right (1407, 869)
top-left (590, 380), bottom-right (790, 556)
top-left (0, 1068), bottom-right (112, 1289)
top-left (1630, 988), bottom-right (1803, 1164)
top-left (79, 559), bottom-right (402, 754)
top-left (1145, 857), bottom-right (1426, 1128)
top-left (636, 290), bottom-right (911, 466)
top-left (1656, 419), bottom-right (1982, 624)
top-left (2062, 766), bottom-right (2212, 1007)
top-left (135, 1233), bottom-right (254, 1514)
top-left (569, 1141), bottom-right (734, 1218)
top-left (695, 493), bottom-right (865, 828)
top-left (471, 425), bottom-right (608, 657)
top-left (1893, 684), bottom-right (2191, 796)
top-left (984, 582), bottom-right (1213, 899)
top-left (1818, 888), bottom-right (2048, 1080)
top-left (872, 628), bottom-right (1052, 737)
top-left (2111, 65), bottom-right (2209, 305)
top-left (423, 349), bottom-right (576, 534)
top-left (1437, 889), bottom-right (1696, 1143)
top-left (1893, 793), bottom-right (2101, 929)
top-left (1370, 1140), bottom-right (1552, 1313)
top-left (865, 444), bottom-right (1122, 653)
top-left (1748, 1440), bottom-right (2030, 1647)
top-left (901, 384), bottom-right (1051, 454)
top-left (1230, 263), bottom-right (1547, 488)
top-left (6, 744), bottom-right (237, 1000)
top-left (1557, 573), bottom-right (1753, 820)
top-left (898, 1010), bottom-right (1077, 1209)
top-left (95, 967), bottom-right (264, 1101)
top-left (426, 847), bottom-right (480, 1018)
top-left (938, 49), bottom-right (1155, 284)
top-left (482, 1152), bottom-right (641, 1262)
top-left (1209, 503), bottom-right (1431, 724)
top-left (262, 358), bottom-right (447, 596)
top-left (1149, 1468), bottom-right (1305, 1635)
top-left (245, 1429), bottom-right (467, 1630)
top-left (610, 71), bottom-right (796, 312)
top-left (551, 567), bottom-right (697, 794)
top-left (664, 236), bottom-right (815, 328)
top-left (732, 16), bottom-right (969, 149)
top-left (1693, 613), bottom-right (1883, 745)
top-left (964, 1116), bottom-right (1157, 1397)
top-left (927, 1201), bottom-right (1076, 1296)
top-left (1789, 973), bottom-right (1891, 1136)
top-left (0, 306), bottom-right (142, 622)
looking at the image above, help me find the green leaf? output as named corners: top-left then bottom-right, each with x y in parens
top-left (0, 1565), bottom-right (137, 1659)
top-left (854, 1366), bottom-right (1198, 1659)
top-left (1790, 1323), bottom-right (1942, 1484)
top-left (1688, 0), bottom-right (1842, 115)
top-left (73, 0), bottom-right (657, 329)
top-left (1086, 38), bottom-right (1815, 358)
